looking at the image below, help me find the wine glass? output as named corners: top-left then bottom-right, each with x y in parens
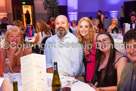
top-left (3, 58), bottom-right (15, 84)
top-left (61, 76), bottom-right (75, 91)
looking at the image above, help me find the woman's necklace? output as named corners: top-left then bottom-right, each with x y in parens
top-left (15, 48), bottom-right (21, 56)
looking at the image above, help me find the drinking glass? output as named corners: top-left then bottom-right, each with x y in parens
top-left (61, 76), bottom-right (75, 91)
top-left (3, 58), bottom-right (14, 84)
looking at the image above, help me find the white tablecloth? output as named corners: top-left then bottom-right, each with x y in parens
top-left (25, 37), bottom-right (35, 43)
top-left (4, 73), bottom-right (95, 91)
top-left (0, 78), bottom-right (4, 87)
top-left (25, 33), bottom-right (37, 43)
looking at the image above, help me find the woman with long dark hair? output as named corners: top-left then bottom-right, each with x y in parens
top-left (90, 32), bottom-right (128, 91)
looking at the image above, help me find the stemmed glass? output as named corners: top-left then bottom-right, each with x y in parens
top-left (61, 76), bottom-right (75, 91)
top-left (3, 58), bottom-right (15, 84)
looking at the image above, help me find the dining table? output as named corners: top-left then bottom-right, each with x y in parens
top-left (3, 73), bottom-right (95, 91)
top-left (25, 33), bottom-right (37, 43)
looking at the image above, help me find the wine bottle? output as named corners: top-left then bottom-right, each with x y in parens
top-left (13, 81), bottom-right (18, 91)
top-left (52, 62), bottom-right (61, 91)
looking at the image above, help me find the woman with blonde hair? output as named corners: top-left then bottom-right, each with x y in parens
top-left (31, 20), bottom-right (52, 44)
top-left (108, 18), bottom-right (120, 33)
top-left (0, 26), bottom-right (32, 73)
top-left (77, 17), bottom-right (97, 82)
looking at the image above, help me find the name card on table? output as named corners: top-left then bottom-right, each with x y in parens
top-left (21, 54), bottom-right (47, 91)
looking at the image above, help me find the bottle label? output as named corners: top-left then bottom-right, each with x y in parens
top-left (52, 85), bottom-right (61, 91)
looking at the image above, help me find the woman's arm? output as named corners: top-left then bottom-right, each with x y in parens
top-left (31, 33), bottom-right (40, 44)
top-left (1, 48), bottom-right (16, 72)
top-left (24, 46), bottom-right (32, 55)
top-left (94, 25), bottom-right (99, 32)
top-left (115, 57), bottom-right (128, 84)
top-left (101, 15), bottom-right (104, 24)
top-left (108, 26), bottom-right (112, 33)
top-left (89, 83), bottom-right (117, 91)
top-left (97, 86), bottom-right (117, 91)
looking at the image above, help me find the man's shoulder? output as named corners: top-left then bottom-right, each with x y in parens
top-left (69, 32), bottom-right (78, 40)
top-left (67, 32), bottom-right (78, 42)
top-left (46, 35), bottom-right (57, 42)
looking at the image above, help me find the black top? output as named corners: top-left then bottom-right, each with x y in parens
top-left (96, 65), bottom-right (117, 87)
top-left (93, 55), bottom-right (127, 87)
top-left (25, 13), bottom-right (31, 24)
top-left (97, 15), bottom-right (103, 28)
top-left (111, 26), bottom-right (119, 33)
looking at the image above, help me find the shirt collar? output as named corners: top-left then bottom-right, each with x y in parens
top-left (55, 31), bottom-right (71, 41)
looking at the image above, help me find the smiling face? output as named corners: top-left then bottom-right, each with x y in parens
top-left (55, 15), bottom-right (69, 37)
top-left (79, 21), bottom-right (90, 37)
top-left (8, 31), bottom-right (21, 44)
top-left (126, 39), bottom-right (136, 62)
top-left (97, 34), bottom-right (112, 53)
top-left (5, 26), bottom-right (24, 47)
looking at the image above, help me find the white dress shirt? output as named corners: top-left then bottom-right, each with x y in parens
top-left (44, 32), bottom-right (84, 76)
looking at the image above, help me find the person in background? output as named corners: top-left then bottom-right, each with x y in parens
top-left (118, 5), bottom-right (125, 28)
top-left (13, 20), bottom-right (26, 39)
top-left (97, 10), bottom-right (104, 32)
top-left (25, 10), bottom-right (31, 25)
top-left (129, 9), bottom-right (136, 17)
top-left (49, 17), bottom-right (55, 30)
top-left (31, 20), bottom-right (52, 44)
top-left (77, 17), bottom-right (97, 82)
top-left (123, 15), bottom-right (136, 34)
top-left (0, 26), bottom-right (32, 73)
top-left (92, 18), bottom-right (99, 33)
top-left (0, 17), bottom-right (9, 35)
top-left (88, 16), bottom-right (93, 21)
top-left (108, 18), bottom-right (120, 34)
top-left (129, 15), bottom-right (136, 29)
top-left (44, 15), bottom-right (83, 77)
top-left (49, 17), bottom-right (55, 35)
top-left (70, 20), bottom-right (77, 36)
top-left (90, 32), bottom-right (128, 91)
top-left (118, 29), bottom-right (136, 91)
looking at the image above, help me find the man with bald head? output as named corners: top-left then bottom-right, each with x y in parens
top-left (44, 15), bottom-right (84, 76)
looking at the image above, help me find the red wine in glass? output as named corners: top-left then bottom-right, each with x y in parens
top-left (61, 87), bottom-right (71, 91)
